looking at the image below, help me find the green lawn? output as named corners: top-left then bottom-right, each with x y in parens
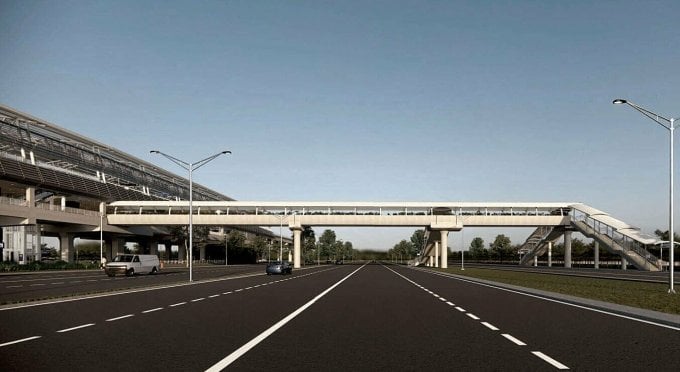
top-left (436, 267), bottom-right (680, 315)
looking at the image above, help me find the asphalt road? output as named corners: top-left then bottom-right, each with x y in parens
top-left (1, 263), bottom-right (678, 371)
top-left (0, 264), bottom-right (263, 304)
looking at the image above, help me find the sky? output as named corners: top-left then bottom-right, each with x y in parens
top-left (2, 0), bottom-right (680, 250)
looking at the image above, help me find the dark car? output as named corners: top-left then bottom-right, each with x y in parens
top-left (266, 261), bottom-right (292, 275)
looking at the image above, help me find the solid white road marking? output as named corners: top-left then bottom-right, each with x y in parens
top-left (206, 265), bottom-right (366, 371)
top-left (481, 322), bottom-right (499, 331)
top-left (106, 314), bottom-right (134, 322)
top-left (57, 323), bottom-right (95, 333)
top-left (502, 334), bottom-right (527, 346)
top-left (142, 307), bottom-right (163, 314)
top-left (0, 336), bottom-right (41, 348)
top-left (532, 351), bottom-right (569, 370)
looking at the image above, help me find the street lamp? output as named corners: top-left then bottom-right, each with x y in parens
top-left (613, 99), bottom-right (676, 294)
top-left (150, 150), bottom-right (231, 282)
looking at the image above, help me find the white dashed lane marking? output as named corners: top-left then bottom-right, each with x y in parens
top-left (385, 265), bottom-right (569, 370)
top-left (481, 322), bottom-right (499, 331)
top-left (0, 336), bottom-right (42, 348)
top-left (532, 351), bottom-right (570, 370)
top-left (106, 314), bottom-right (134, 322)
top-left (501, 334), bottom-right (527, 346)
top-left (0, 268), bottom-right (343, 356)
top-left (57, 323), bottom-right (95, 333)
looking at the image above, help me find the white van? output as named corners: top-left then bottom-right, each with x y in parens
top-left (105, 254), bottom-right (160, 277)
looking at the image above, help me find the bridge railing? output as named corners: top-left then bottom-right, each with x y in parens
top-left (34, 201), bottom-right (101, 217)
top-left (0, 196), bottom-right (100, 217)
top-left (571, 209), bottom-right (659, 266)
top-left (107, 203), bottom-right (570, 217)
top-left (0, 196), bottom-right (27, 207)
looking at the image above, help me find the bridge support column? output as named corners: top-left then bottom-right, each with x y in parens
top-left (440, 230), bottom-right (448, 269)
top-left (548, 241), bottom-right (553, 267)
top-left (199, 245), bottom-right (205, 262)
top-left (150, 241), bottom-right (159, 256)
top-left (59, 232), bottom-right (74, 263)
top-left (594, 241), bottom-right (600, 269)
top-left (434, 242), bottom-right (440, 268)
top-left (564, 231), bottom-right (572, 268)
top-left (292, 228), bottom-right (302, 269)
top-left (621, 256), bottom-right (627, 270)
top-left (534, 256), bottom-right (538, 267)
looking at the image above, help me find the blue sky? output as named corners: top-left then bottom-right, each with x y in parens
top-left (2, 0), bottom-right (680, 249)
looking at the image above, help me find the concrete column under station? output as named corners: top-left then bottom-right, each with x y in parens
top-left (594, 241), bottom-right (600, 269)
top-left (60, 232), bottom-right (74, 262)
top-left (111, 237), bottom-right (123, 257)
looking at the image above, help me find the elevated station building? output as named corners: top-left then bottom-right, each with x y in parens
top-left (0, 104), bottom-right (284, 264)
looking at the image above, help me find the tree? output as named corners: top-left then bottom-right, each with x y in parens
top-left (301, 226), bottom-right (316, 263)
top-left (318, 229), bottom-right (337, 261)
top-left (490, 234), bottom-right (512, 262)
top-left (391, 239), bottom-right (413, 262)
top-left (410, 230), bottom-right (426, 255)
top-left (166, 225), bottom-right (211, 262)
top-left (333, 240), bottom-right (345, 260)
top-left (343, 241), bottom-right (353, 261)
top-left (469, 237), bottom-right (486, 259)
top-left (249, 235), bottom-right (268, 261)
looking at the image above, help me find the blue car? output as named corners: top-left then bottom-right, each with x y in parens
top-left (266, 261), bottom-right (292, 275)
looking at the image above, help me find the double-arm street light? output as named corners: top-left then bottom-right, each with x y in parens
top-left (150, 150), bottom-right (231, 282)
top-left (613, 99), bottom-right (676, 294)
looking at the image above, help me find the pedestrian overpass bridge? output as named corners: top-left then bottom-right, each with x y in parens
top-left (104, 200), bottom-right (663, 271)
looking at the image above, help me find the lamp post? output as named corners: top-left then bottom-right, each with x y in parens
top-left (150, 150), bottom-right (231, 282)
top-left (224, 229), bottom-right (228, 267)
top-left (100, 209), bottom-right (104, 269)
top-left (613, 99), bottom-right (676, 294)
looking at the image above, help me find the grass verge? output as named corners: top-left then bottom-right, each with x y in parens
top-left (437, 267), bottom-right (680, 315)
